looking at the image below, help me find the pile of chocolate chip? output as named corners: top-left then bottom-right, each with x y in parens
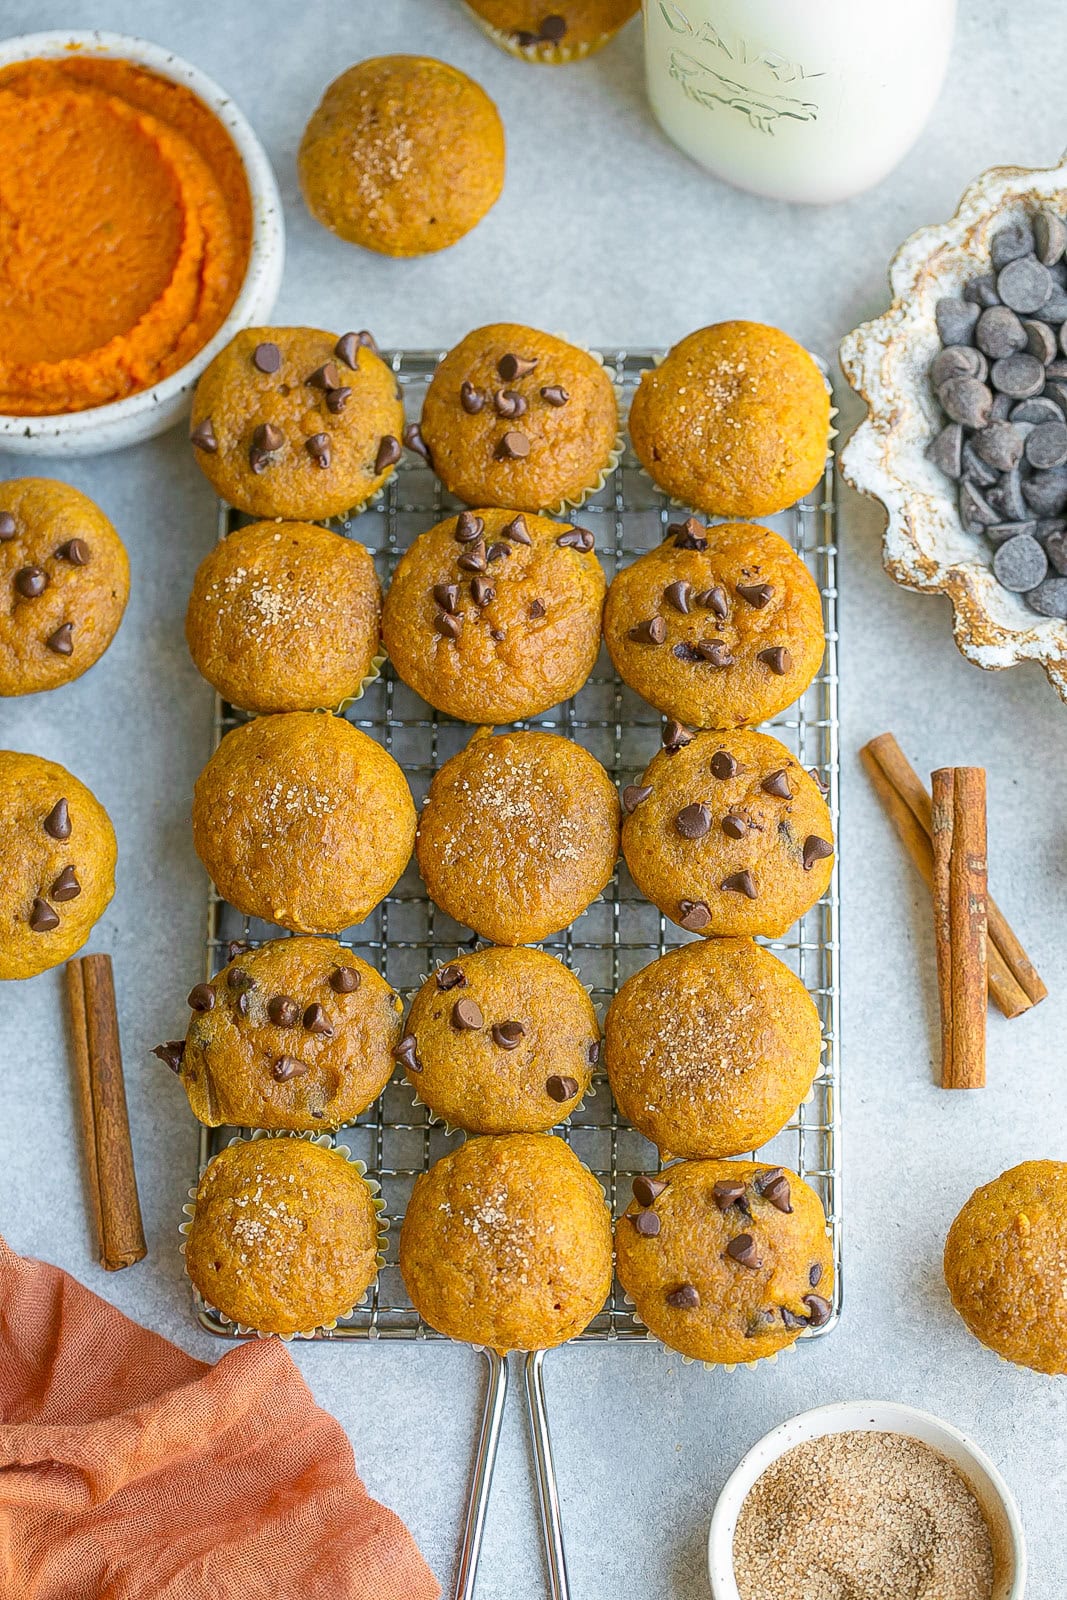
top-left (926, 210), bottom-right (1067, 618)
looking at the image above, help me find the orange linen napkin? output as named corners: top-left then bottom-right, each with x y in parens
top-left (0, 1236), bottom-right (440, 1600)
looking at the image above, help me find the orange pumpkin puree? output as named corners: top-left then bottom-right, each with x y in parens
top-left (0, 56), bottom-right (253, 415)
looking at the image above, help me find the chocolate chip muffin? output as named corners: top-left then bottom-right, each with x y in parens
top-left (164, 938), bottom-right (403, 1130)
top-left (621, 728), bottom-right (833, 938)
top-left (0, 750), bottom-right (116, 981)
top-left (192, 712), bottom-right (416, 934)
top-left (417, 728), bottom-right (620, 944)
top-left (184, 1136), bottom-right (381, 1335)
top-left (189, 326), bottom-right (404, 520)
top-left (0, 478), bottom-right (129, 697)
top-left (419, 324), bottom-right (619, 512)
top-left (298, 56), bottom-right (505, 257)
top-left (461, 0), bottom-right (639, 60)
top-left (381, 508), bottom-right (604, 721)
top-left (629, 322), bottom-right (831, 518)
top-left (399, 1132), bottom-right (612, 1350)
top-left (603, 517), bottom-right (824, 728)
top-left (615, 1159), bottom-right (834, 1364)
top-left (944, 1160), bottom-right (1067, 1374)
top-left (606, 938), bottom-right (821, 1159)
top-left (185, 520), bottom-right (382, 714)
top-left (399, 946), bottom-right (599, 1131)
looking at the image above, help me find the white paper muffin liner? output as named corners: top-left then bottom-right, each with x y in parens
top-left (621, 1289), bottom-right (806, 1373)
top-left (458, 3), bottom-right (624, 63)
top-left (330, 646), bottom-right (386, 714)
top-left (179, 1129), bottom-right (387, 1341)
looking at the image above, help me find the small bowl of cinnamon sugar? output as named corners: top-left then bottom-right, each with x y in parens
top-left (708, 1400), bottom-right (1025, 1600)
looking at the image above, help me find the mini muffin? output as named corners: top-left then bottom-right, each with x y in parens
top-left (944, 1160), bottom-right (1067, 1375)
top-left (192, 712), bottom-right (416, 934)
top-left (629, 322), bottom-right (830, 518)
top-left (606, 939), bottom-right (821, 1159)
top-left (622, 728), bottom-right (833, 938)
top-left (615, 1158), bottom-right (834, 1364)
top-left (164, 938), bottom-right (403, 1130)
top-left (0, 750), bottom-right (116, 981)
top-left (0, 478), bottom-right (129, 697)
top-left (184, 1137), bottom-right (381, 1335)
top-left (185, 521), bottom-right (381, 714)
top-left (189, 326), bottom-right (404, 520)
top-left (382, 508), bottom-right (604, 721)
top-left (603, 517), bottom-right (824, 728)
top-left (298, 56), bottom-right (505, 257)
top-left (417, 728), bottom-right (620, 944)
top-left (399, 1132), bottom-right (612, 1350)
top-left (399, 947), bottom-right (599, 1131)
top-left (461, 0), bottom-right (639, 61)
top-left (420, 324), bottom-right (619, 512)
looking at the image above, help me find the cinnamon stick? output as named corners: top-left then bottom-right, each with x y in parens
top-left (66, 954), bottom-right (146, 1270)
top-left (861, 734), bottom-right (1044, 1018)
top-left (931, 768), bottom-right (988, 1089)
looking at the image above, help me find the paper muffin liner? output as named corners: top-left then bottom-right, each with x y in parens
top-left (179, 1129), bottom-right (387, 1341)
top-left (458, 2), bottom-right (622, 62)
top-left (330, 645), bottom-right (387, 714)
top-left (620, 1289), bottom-right (807, 1374)
top-left (543, 337), bottom-right (625, 514)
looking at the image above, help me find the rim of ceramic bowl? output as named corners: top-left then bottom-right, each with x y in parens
top-left (707, 1399), bottom-right (1026, 1600)
top-left (0, 29), bottom-right (285, 444)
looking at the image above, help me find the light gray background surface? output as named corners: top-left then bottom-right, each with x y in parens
top-left (1, 1), bottom-right (1064, 1594)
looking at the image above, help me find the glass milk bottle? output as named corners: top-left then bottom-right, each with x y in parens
top-left (643, 0), bottom-right (956, 203)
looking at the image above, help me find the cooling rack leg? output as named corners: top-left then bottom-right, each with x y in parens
top-left (451, 1346), bottom-right (509, 1600)
top-left (524, 1349), bottom-right (571, 1600)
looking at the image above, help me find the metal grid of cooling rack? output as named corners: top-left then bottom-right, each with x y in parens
top-left (191, 347), bottom-right (841, 1344)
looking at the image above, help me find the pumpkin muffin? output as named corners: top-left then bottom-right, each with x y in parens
top-left (0, 478), bottom-right (129, 697)
top-left (399, 946), bottom-right (599, 1131)
top-left (603, 517), bottom-right (824, 728)
top-left (184, 1136), bottom-right (381, 1335)
top-left (615, 1158), bottom-right (834, 1364)
top-left (192, 712), bottom-right (416, 934)
top-left (417, 728), bottom-right (620, 944)
top-left (629, 322), bottom-right (830, 518)
top-left (382, 508), bottom-right (604, 721)
top-left (164, 938), bottom-right (403, 1130)
top-left (621, 728), bottom-right (833, 938)
top-left (419, 324), bottom-right (619, 512)
top-left (399, 1132), bottom-right (612, 1350)
top-left (298, 56), bottom-right (505, 258)
top-left (0, 750), bottom-right (116, 981)
top-left (461, 0), bottom-right (639, 60)
top-left (944, 1160), bottom-right (1067, 1375)
top-left (185, 520), bottom-right (381, 714)
top-left (606, 939), bottom-right (821, 1159)
top-left (189, 326), bottom-right (404, 520)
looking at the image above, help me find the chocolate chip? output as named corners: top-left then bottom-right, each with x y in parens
top-left (15, 566), bottom-right (47, 598)
top-left (235, 991), bottom-right (251, 1017)
top-left (998, 257), bottom-right (1053, 315)
top-left (436, 964), bottom-right (466, 991)
top-left (456, 511), bottom-right (485, 543)
top-left (528, 599), bottom-right (546, 618)
top-left (755, 1168), bottom-right (792, 1212)
top-left (267, 995), bottom-right (299, 1026)
top-left (663, 718), bottom-right (694, 753)
top-left (546, 1073), bottom-right (579, 1102)
top-left (540, 384), bottom-right (568, 406)
top-left (803, 1293), bottom-right (832, 1327)
top-left (303, 1002), bottom-right (334, 1036)
top-left (959, 479), bottom-right (998, 530)
top-left (628, 616), bottom-right (666, 645)
top-left (725, 1233), bottom-right (761, 1269)
top-left (666, 1283), bottom-right (700, 1309)
top-left (57, 538), bottom-right (90, 566)
top-left (396, 1034), bottom-right (421, 1073)
top-left (43, 798), bottom-right (70, 840)
top-left (452, 997), bottom-right (484, 1031)
top-left (809, 1262), bottom-right (824, 1287)
top-left (633, 1174), bottom-right (667, 1206)
top-left (1024, 318), bottom-right (1058, 363)
top-left (588, 1040), bottom-right (600, 1064)
top-left (1022, 466), bottom-right (1067, 516)
top-left (976, 305), bottom-right (1027, 359)
top-left (679, 899), bottom-right (711, 931)
top-left (46, 623), bottom-right (73, 656)
top-left (492, 1020), bottom-right (525, 1049)
top-left (187, 983), bottom-right (215, 1012)
top-left (227, 966), bottom-right (254, 993)
top-left (712, 1179), bottom-right (747, 1210)
top-left (803, 835), bottom-right (834, 871)
top-left (925, 422), bottom-right (964, 479)
top-left (671, 516), bottom-right (708, 551)
top-left (50, 866), bottom-right (80, 901)
top-left (710, 750), bottom-right (737, 780)
top-left (932, 346), bottom-right (985, 386)
top-left (305, 433), bottom-right (331, 469)
top-left (0, 511), bottom-right (14, 541)
top-left (992, 352), bottom-right (1046, 398)
top-left (964, 272), bottom-right (999, 308)
top-left (676, 802), bottom-right (711, 839)
top-left (498, 352), bottom-right (537, 381)
top-left (460, 381), bottom-right (486, 414)
top-left (939, 375), bottom-right (993, 428)
top-left (307, 361), bottom-right (341, 390)
top-left (375, 435), bottom-right (402, 473)
top-left (28, 897), bottom-right (59, 932)
top-left (721, 813), bottom-right (747, 839)
top-left (780, 1306), bottom-right (808, 1329)
top-left (502, 513), bottom-right (532, 544)
top-left (673, 642), bottom-right (703, 663)
top-left (325, 386), bottom-right (351, 414)
top-left (695, 585), bottom-right (729, 617)
top-left (433, 582), bottom-right (461, 613)
top-left (494, 388), bottom-right (527, 418)
top-left (756, 770), bottom-right (789, 801)
top-left (540, 12), bottom-right (567, 38)
top-left (746, 1310), bottom-right (776, 1338)
top-left (252, 341), bottom-right (281, 374)
top-left (471, 576), bottom-right (495, 607)
top-left (622, 784), bottom-right (652, 814)
top-left (993, 533), bottom-right (1048, 591)
top-left (458, 540), bottom-right (487, 573)
top-left (434, 611), bottom-right (462, 640)
top-left (1025, 576), bottom-right (1067, 616)
top-left (757, 646), bottom-right (792, 675)
top-left (556, 527), bottom-right (595, 552)
top-left (152, 1040), bottom-right (185, 1073)
top-left (1026, 420), bottom-right (1067, 469)
top-left (973, 420), bottom-right (1024, 470)
top-left (249, 422), bottom-right (284, 471)
top-left (273, 1056), bottom-right (309, 1081)
top-left (190, 418), bottom-right (217, 453)
top-left (935, 297), bottom-right (980, 345)
top-left (335, 330), bottom-right (376, 367)
top-left (663, 580), bottom-right (691, 614)
top-left (991, 219), bottom-right (1035, 270)
top-left (721, 870), bottom-right (757, 899)
top-left (631, 1210), bottom-right (661, 1236)
top-left (737, 581), bottom-right (773, 609)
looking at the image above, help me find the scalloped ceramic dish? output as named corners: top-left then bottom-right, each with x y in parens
top-left (840, 149), bottom-right (1067, 704)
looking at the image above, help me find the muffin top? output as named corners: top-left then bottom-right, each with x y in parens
top-left (170, 937), bottom-right (403, 1131)
top-left (184, 1137), bottom-right (381, 1335)
top-left (398, 1132), bottom-right (612, 1350)
top-left (463, 0), bottom-right (639, 57)
top-left (629, 321), bottom-right (830, 518)
top-left (944, 1159), bottom-right (1067, 1375)
top-left (615, 1158), bottom-right (834, 1364)
top-left (621, 727), bottom-right (834, 939)
top-left (603, 517), bottom-right (824, 728)
top-left (416, 728), bottom-right (620, 944)
top-left (192, 711), bottom-right (416, 934)
top-left (189, 326), bottom-right (404, 521)
top-left (400, 946), bottom-right (600, 1132)
top-left (381, 508), bottom-right (605, 722)
top-left (298, 56), bottom-right (505, 257)
top-left (0, 477), bottom-right (129, 697)
top-left (186, 521), bottom-right (381, 715)
top-left (420, 324), bottom-right (619, 511)
top-left (605, 937), bottom-right (822, 1159)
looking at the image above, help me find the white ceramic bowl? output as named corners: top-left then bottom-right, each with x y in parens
top-left (708, 1400), bottom-right (1026, 1600)
top-left (0, 30), bottom-right (284, 457)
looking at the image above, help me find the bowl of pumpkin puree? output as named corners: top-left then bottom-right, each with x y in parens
top-left (0, 33), bottom-right (284, 455)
